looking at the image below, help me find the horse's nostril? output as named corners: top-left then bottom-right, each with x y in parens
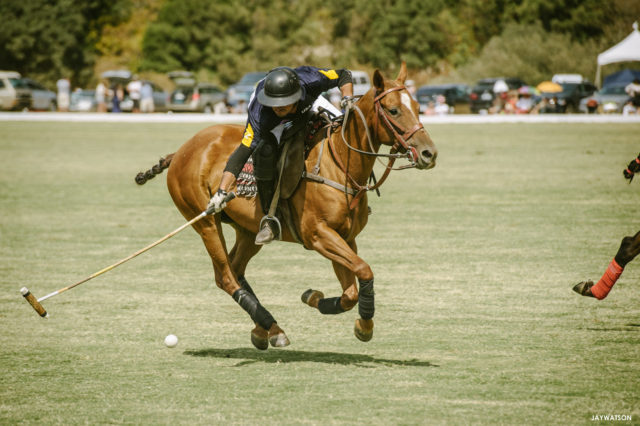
top-left (422, 149), bottom-right (433, 159)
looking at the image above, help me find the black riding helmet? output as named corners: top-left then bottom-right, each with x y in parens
top-left (257, 67), bottom-right (302, 107)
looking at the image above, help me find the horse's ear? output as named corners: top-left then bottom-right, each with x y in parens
top-left (373, 70), bottom-right (384, 91)
top-left (396, 61), bottom-right (407, 84)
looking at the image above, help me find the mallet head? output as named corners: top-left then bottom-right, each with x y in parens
top-left (20, 287), bottom-right (48, 318)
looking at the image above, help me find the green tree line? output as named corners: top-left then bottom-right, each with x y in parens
top-left (0, 0), bottom-right (637, 89)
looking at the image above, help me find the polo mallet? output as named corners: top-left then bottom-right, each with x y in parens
top-left (20, 192), bottom-right (236, 318)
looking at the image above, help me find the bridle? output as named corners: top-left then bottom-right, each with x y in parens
top-left (372, 85), bottom-right (424, 166)
top-left (320, 83), bottom-right (427, 209)
top-left (338, 85), bottom-right (424, 168)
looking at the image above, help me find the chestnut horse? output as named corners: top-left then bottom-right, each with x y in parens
top-left (137, 63), bottom-right (437, 349)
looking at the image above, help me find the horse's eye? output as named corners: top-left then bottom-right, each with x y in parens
top-left (388, 107), bottom-right (399, 116)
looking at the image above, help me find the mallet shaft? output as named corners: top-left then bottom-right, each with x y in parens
top-left (37, 210), bottom-right (207, 302)
top-left (21, 191), bottom-right (235, 312)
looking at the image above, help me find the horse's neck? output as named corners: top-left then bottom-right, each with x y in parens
top-left (330, 109), bottom-right (379, 185)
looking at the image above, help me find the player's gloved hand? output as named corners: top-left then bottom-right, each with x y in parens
top-left (206, 189), bottom-right (228, 215)
top-left (340, 96), bottom-right (355, 111)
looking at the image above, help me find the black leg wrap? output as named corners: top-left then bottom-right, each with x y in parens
top-left (358, 278), bottom-right (375, 320)
top-left (232, 288), bottom-right (275, 331)
top-left (237, 276), bottom-right (256, 297)
top-left (317, 297), bottom-right (345, 315)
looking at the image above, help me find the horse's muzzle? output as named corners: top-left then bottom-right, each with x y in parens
top-left (415, 147), bottom-right (437, 170)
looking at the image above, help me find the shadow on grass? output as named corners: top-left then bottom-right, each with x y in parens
top-left (184, 347), bottom-right (439, 368)
top-left (585, 324), bottom-right (640, 332)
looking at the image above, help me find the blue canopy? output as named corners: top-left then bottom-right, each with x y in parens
top-left (603, 69), bottom-right (640, 87)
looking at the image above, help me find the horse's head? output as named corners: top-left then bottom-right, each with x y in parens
top-left (368, 62), bottom-right (437, 170)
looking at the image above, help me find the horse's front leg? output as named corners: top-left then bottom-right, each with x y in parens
top-left (302, 228), bottom-right (376, 342)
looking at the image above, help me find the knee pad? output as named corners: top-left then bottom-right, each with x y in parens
top-left (253, 138), bottom-right (278, 181)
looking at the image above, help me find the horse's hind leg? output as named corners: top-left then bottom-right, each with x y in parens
top-left (194, 216), bottom-right (289, 348)
top-left (228, 226), bottom-right (289, 349)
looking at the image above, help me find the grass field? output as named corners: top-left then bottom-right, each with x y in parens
top-left (1, 120), bottom-right (639, 425)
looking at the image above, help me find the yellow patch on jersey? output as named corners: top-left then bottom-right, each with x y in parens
top-left (319, 69), bottom-right (339, 80)
top-left (241, 123), bottom-right (254, 147)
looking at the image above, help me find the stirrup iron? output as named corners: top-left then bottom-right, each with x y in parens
top-left (259, 215), bottom-right (282, 241)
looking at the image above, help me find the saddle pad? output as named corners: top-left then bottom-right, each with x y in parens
top-left (236, 156), bottom-right (257, 198)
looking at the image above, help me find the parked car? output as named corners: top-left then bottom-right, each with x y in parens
top-left (0, 71), bottom-right (31, 111)
top-left (541, 81), bottom-right (597, 113)
top-left (226, 71), bottom-right (267, 107)
top-left (579, 84), bottom-right (629, 113)
top-left (416, 83), bottom-right (470, 114)
top-left (469, 77), bottom-right (526, 113)
top-left (21, 78), bottom-right (57, 111)
top-left (167, 71), bottom-right (225, 113)
top-left (69, 89), bottom-right (97, 112)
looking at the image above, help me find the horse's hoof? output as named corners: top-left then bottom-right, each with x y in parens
top-left (268, 323), bottom-right (290, 348)
top-left (251, 326), bottom-right (269, 350)
top-left (573, 280), bottom-right (595, 298)
top-left (301, 289), bottom-right (324, 308)
top-left (354, 318), bottom-right (374, 342)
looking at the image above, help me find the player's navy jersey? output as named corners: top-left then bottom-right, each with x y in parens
top-left (240, 66), bottom-right (348, 151)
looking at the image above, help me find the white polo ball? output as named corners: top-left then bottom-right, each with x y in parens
top-left (164, 334), bottom-right (178, 348)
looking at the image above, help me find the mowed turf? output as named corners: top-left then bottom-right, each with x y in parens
top-left (1, 120), bottom-right (638, 425)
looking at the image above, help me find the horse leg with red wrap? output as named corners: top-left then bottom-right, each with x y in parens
top-left (573, 230), bottom-right (640, 299)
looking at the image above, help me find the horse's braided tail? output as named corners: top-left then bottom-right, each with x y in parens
top-left (135, 153), bottom-right (174, 185)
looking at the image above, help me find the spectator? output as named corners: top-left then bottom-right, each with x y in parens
top-left (434, 95), bottom-right (449, 115)
top-left (96, 80), bottom-right (107, 113)
top-left (491, 79), bottom-right (509, 114)
top-left (231, 99), bottom-right (248, 114)
top-left (213, 100), bottom-right (229, 114)
top-left (140, 82), bottom-right (154, 113)
top-left (585, 98), bottom-right (598, 114)
top-left (624, 78), bottom-right (640, 114)
top-left (515, 92), bottom-right (534, 114)
top-left (126, 75), bottom-right (142, 113)
top-left (533, 96), bottom-right (561, 114)
top-left (622, 100), bottom-right (637, 116)
top-left (56, 77), bottom-right (70, 112)
top-left (503, 90), bottom-right (518, 114)
top-left (111, 84), bottom-right (124, 113)
top-left (422, 101), bottom-right (436, 116)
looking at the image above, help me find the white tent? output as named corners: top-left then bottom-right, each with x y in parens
top-left (596, 22), bottom-right (640, 87)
